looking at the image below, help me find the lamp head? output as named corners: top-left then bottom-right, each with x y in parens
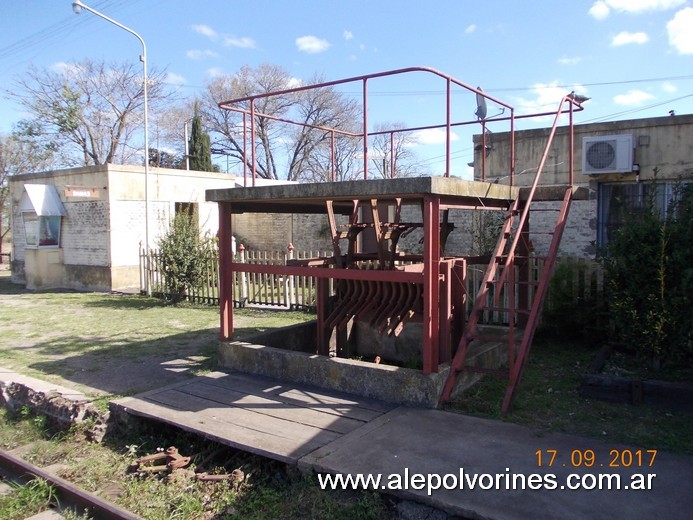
top-left (72, 1), bottom-right (83, 14)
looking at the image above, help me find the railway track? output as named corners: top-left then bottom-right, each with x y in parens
top-left (0, 447), bottom-right (139, 519)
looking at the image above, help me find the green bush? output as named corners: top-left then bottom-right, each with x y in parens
top-left (601, 179), bottom-right (692, 369)
top-left (540, 258), bottom-right (608, 342)
top-left (157, 213), bottom-right (216, 303)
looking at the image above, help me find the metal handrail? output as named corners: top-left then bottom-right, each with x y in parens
top-left (217, 66), bottom-right (516, 185)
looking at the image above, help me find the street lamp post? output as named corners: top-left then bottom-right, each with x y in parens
top-left (72, 0), bottom-right (152, 295)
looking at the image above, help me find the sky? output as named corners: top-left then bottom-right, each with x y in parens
top-left (1, 0), bottom-right (692, 177)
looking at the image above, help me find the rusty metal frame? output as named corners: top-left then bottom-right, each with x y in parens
top-left (218, 66), bottom-right (516, 185)
top-left (214, 68), bottom-right (586, 411)
top-left (439, 94), bottom-right (584, 409)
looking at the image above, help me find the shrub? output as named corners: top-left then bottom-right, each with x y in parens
top-left (541, 257), bottom-right (608, 342)
top-left (157, 214), bottom-right (215, 303)
top-left (601, 177), bottom-right (692, 369)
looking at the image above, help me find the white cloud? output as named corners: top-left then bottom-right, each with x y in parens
top-left (589, 0), bottom-right (685, 18)
top-left (465, 24), bottom-right (476, 34)
top-left (51, 61), bottom-right (78, 75)
top-left (613, 89), bottom-right (655, 105)
top-left (286, 77), bottom-right (302, 89)
top-left (186, 49), bottom-right (218, 60)
top-left (165, 72), bottom-right (186, 85)
top-left (667, 7), bottom-right (693, 54)
top-left (343, 30), bottom-right (353, 41)
top-left (206, 67), bottom-right (225, 78)
top-left (589, 1), bottom-right (611, 20)
top-left (558, 55), bottom-right (585, 65)
top-left (296, 35), bottom-right (331, 54)
top-left (515, 81), bottom-right (588, 116)
top-left (661, 81), bottom-right (678, 93)
top-left (413, 128), bottom-right (459, 145)
top-left (192, 24), bottom-right (218, 40)
top-left (611, 31), bottom-right (649, 46)
top-left (223, 36), bottom-right (256, 49)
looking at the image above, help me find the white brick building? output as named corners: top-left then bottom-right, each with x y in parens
top-left (10, 164), bottom-right (235, 292)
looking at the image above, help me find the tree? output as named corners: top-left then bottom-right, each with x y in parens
top-left (369, 122), bottom-right (419, 179)
top-left (9, 59), bottom-right (175, 166)
top-left (601, 175), bottom-right (692, 369)
top-left (188, 104), bottom-right (213, 171)
top-left (200, 64), bottom-right (360, 181)
top-left (0, 131), bottom-right (56, 257)
top-left (157, 213), bottom-right (215, 304)
top-left (148, 148), bottom-right (185, 169)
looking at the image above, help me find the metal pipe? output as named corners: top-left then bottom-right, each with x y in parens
top-left (363, 78), bottom-right (368, 180)
top-left (72, 0), bottom-right (151, 295)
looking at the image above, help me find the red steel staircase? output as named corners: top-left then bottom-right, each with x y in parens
top-left (439, 94), bottom-right (581, 412)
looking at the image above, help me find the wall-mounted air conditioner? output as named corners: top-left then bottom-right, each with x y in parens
top-left (582, 134), bottom-right (634, 174)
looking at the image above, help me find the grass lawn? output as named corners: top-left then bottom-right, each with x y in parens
top-left (1, 269), bottom-right (691, 518)
top-left (0, 271), bottom-right (313, 399)
top-left (445, 336), bottom-right (693, 455)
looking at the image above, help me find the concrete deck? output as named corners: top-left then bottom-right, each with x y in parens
top-left (206, 176), bottom-right (520, 213)
top-left (301, 407), bottom-right (692, 519)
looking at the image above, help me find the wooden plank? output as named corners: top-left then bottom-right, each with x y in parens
top-left (206, 371), bottom-right (394, 416)
top-left (114, 398), bottom-right (311, 464)
top-left (135, 389), bottom-right (342, 462)
top-left (181, 381), bottom-right (366, 434)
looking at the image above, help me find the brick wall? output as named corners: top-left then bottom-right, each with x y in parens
top-left (61, 200), bottom-right (110, 266)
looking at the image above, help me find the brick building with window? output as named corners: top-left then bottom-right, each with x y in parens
top-left (472, 113), bottom-right (693, 257)
top-left (9, 164), bottom-right (234, 292)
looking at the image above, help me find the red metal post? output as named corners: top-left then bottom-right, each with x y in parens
top-left (509, 109), bottom-right (515, 186)
top-left (569, 101), bottom-right (574, 186)
top-left (363, 78), bottom-right (368, 180)
top-left (446, 78), bottom-right (451, 177)
top-left (390, 132), bottom-right (395, 178)
top-left (243, 112), bottom-right (247, 187)
top-left (439, 260), bottom-right (452, 363)
top-left (218, 202), bottom-right (234, 340)
top-left (316, 278), bottom-right (331, 356)
top-left (481, 121), bottom-right (487, 182)
top-left (331, 129), bottom-right (336, 182)
top-left (250, 99), bottom-right (256, 186)
top-left (422, 195), bottom-right (441, 373)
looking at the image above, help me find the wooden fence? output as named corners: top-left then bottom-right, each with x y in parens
top-left (140, 248), bottom-right (604, 322)
top-left (141, 247), bottom-right (328, 310)
top-left (465, 256), bottom-right (604, 325)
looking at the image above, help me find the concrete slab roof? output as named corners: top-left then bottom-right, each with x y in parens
top-left (206, 176), bottom-right (521, 214)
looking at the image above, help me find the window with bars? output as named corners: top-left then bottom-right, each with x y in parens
top-left (597, 181), bottom-right (690, 248)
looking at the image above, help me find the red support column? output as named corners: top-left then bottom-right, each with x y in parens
top-left (316, 278), bottom-right (331, 356)
top-left (218, 202), bottom-right (234, 340)
top-left (422, 195), bottom-right (441, 373)
top-left (439, 260), bottom-right (453, 364)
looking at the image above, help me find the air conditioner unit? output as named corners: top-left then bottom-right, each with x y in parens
top-left (582, 134), bottom-right (634, 174)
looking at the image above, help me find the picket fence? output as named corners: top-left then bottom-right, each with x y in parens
top-left (141, 248), bottom-right (328, 310)
top-left (140, 247), bottom-right (604, 322)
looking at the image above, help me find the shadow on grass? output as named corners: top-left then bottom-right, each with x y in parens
top-left (0, 271), bottom-right (31, 295)
top-left (26, 325), bottom-right (265, 397)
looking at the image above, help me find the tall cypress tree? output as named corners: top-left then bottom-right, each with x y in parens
top-left (188, 103), bottom-right (213, 171)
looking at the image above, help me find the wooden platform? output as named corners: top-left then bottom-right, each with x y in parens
top-left (111, 371), bottom-right (395, 464)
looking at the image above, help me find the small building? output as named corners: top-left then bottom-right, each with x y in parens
top-left (10, 164), bottom-right (235, 292)
top-left (473, 113), bottom-right (693, 257)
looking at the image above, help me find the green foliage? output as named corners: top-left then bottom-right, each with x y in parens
top-left (157, 213), bottom-right (215, 303)
top-left (188, 103), bottom-right (213, 172)
top-left (601, 177), bottom-right (692, 369)
top-left (541, 258), bottom-right (608, 341)
top-left (0, 478), bottom-right (56, 520)
top-left (471, 210), bottom-right (505, 255)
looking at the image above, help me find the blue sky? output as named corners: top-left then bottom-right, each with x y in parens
top-left (1, 0), bottom-right (692, 176)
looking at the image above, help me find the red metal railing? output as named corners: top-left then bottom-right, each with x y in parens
top-left (218, 66), bottom-right (516, 185)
